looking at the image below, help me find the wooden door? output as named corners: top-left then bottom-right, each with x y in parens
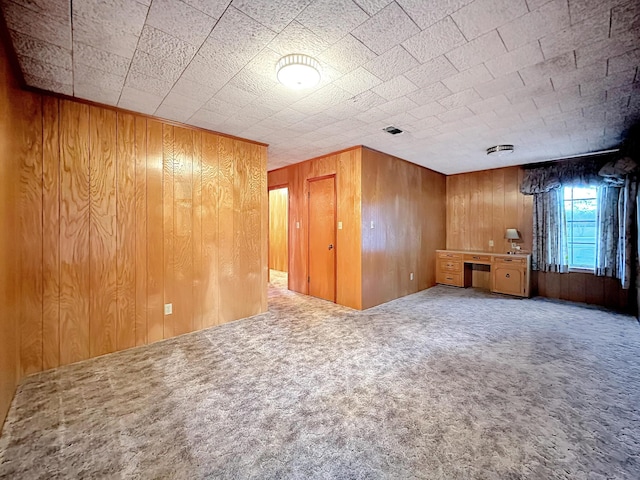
top-left (308, 176), bottom-right (336, 302)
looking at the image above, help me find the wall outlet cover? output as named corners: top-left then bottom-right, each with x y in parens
top-left (489, 240), bottom-right (494, 247)
top-left (164, 304), bottom-right (172, 315)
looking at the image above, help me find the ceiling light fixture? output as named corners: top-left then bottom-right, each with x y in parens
top-left (276, 54), bottom-right (321, 89)
top-left (486, 144), bottom-right (514, 156)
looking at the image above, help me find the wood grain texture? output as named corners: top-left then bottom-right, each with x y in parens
top-left (335, 149), bottom-right (362, 309)
top-left (192, 131), bottom-right (203, 332)
top-left (0, 34), bottom-right (26, 427)
top-left (447, 166), bottom-right (629, 310)
top-left (201, 132), bottom-right (219, 328)
top-left (162, 124), bottom-right (175, 339)
top-left (308, 177), bottom-right (336, 302)
top-left (218, 136), bottom-right (235, 323)
top-left (116, 112), bottom-right (136, 351)
top-left (42, 97), bottom-right (61, 370)
top-left (18, 93), bottom-right (43, 376)
top-left (89, 106), bottom-right (118, 358)
top-left (134, 116), bottom-right (148, 347)
top-left (173, 127), bottom-right (194, 336)
top-left (146, 120), bottom-right (164, 343)
top-left (268, 188), bottom-right (288, 272)
top-left (360, 148), bottom-right (446, 309)
top-left (60, 100), bottom-right (91, 365)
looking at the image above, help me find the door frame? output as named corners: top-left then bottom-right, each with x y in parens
top-left (306, 174), bottom-right (337, 302)
top-left (268, 183), bottom-right (290, 289)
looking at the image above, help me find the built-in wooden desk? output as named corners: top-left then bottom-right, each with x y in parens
top-left (436, 250), bottom-right (531, 297)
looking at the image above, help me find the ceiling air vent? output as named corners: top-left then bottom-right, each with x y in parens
top-left (383, 125), bottom-right (403, 135)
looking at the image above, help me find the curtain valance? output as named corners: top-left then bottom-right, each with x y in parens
top-left (520, 157), bottom-right (619, 194)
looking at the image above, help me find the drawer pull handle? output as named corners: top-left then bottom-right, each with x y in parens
top-left (472, 256), bottom-right (480, 259)
top-left (446, 277), bottom-right (453, 280)
top-left (504, 259), bottom-right (512, 262)
top-left (505, 273), bottom-right (510, 278)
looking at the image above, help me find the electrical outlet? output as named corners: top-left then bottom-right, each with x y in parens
top-left (410, 272), bottom-right (414, 281)
top-left (489, 240), bottom-right (494, 247)
top-left (296, 221), bottom-right (300, 229)
top-left (164, 303), bottom-right (172, 315)
top-left (511, 242), bottom-right (517, 249)
top-left (338, 221), bottom-right (343, 230)
top-left (370, 221), bottom-right (375, 229)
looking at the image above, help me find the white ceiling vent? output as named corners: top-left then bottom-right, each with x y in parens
top-left (383, 126), bottom-right (404, 135)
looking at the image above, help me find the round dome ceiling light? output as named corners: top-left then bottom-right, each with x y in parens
top-left (486, 144), bottom-right (514, 156)
top-left (276, 54), bottom-right (321, 89)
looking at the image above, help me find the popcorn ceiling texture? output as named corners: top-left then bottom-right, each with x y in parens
top-left (1, 271), bottom-right (639, 479)
top-left (0, 0), bottom-right (638, 173)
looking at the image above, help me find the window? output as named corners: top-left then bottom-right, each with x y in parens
top-left (563, 186), bottom-right (597, 270)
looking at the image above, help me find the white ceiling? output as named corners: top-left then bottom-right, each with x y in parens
top-left (1, 0), bottom-right (638, 174)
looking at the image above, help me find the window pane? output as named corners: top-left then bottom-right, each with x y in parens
top-left (572, 244), bottom-right (596, 268)
top-left (572, 223), bottom-right (596, 243)
top-left (572, 187), bottom-right (597, 200)
top-left (564, 185), bottom-right (598, 269)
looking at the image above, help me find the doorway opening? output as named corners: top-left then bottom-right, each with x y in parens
top-left (269, 186), bottom-right (289, 289)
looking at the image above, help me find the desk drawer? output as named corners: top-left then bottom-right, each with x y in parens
top-left (438, 252), bottom-right (462, 260)
top-left (494, 256), bottom-right (526, 265)
top-left (436, 271), bottom-right (464, 287)
top-left (464, 253), bottom-right (491, 263)
top-left (439, 259), bottom-right (461, 272)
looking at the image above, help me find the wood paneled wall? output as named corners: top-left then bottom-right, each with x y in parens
top-left (269, 188), bottom-right (288, 272)
top-left (14, 98), bottom-right (267, 376)
top-left (0, 28), bottom-right (32, 428)
top-left (447, 167), bottom-right (533, 253)
top-left (268, 147), bottom-right (362, 309)
top-left (447, 166), bottom-right (629, 311)
top-left (361, 149), bottom-right (446, 309)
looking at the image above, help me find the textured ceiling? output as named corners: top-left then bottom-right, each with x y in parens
top-left (1, 0), bottom-right (639, 174)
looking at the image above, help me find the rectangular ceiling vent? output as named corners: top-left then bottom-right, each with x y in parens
top-left (383, 125), bottom-right (404, 135)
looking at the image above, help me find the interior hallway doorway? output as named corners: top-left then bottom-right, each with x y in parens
top-left (268, 186), bottom-right (288, 288)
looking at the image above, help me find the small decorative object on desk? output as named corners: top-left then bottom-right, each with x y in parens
top-left (505, 228), bottom-right (521, 254)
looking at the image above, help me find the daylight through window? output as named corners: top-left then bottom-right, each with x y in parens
top-left (563, 186), bottom-right (597, 269)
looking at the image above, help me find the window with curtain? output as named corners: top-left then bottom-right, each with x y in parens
top-left (563, 186), bottom-right (597, 270)
top-left (521, 155), bottom-right (637, 289)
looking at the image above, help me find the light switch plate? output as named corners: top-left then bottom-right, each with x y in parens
top-left (489, 240), bottom-right (494, 247)
top-left (370, 221), bottom-right (374, 229)
top-left (164, 303), bottom-right (172, 315)
top-left (296, 221), bottom-right (300, 229)
top-left (338, 221), bottom-right (343, 230)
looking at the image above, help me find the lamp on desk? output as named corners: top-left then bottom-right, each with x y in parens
top-left (505, 228), bottom-right (520, 254)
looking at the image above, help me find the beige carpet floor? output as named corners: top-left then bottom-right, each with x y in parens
top-left (1, 270), bottom-right (639, 479)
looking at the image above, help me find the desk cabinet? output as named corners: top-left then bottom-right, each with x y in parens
top-left (436, 250), bottom-right (530, 297)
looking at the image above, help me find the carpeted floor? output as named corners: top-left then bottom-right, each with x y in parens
top-left (1, 270), bottom-right (639, 479)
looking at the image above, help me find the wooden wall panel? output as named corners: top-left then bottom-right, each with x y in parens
top-left (218, 136), bottom-right (235, 323)
top-left (192, 132), bottom-right (203, 332)
top-left (134, 116), bottom-right (148, 347)
top-left (360, 148), bottom-right (446, 309)
top-left (59, 100), bottom-right (91, 365)
top-left (268, 188), bottom-right (288, 272)
top-left (8, 93), bottom-right (267, 377)
top-left (18, 94), bottom-right (43, 376)
top-left (162, 125), bottom-right (175, 339)
top-left (116, 113), bottom-right (136, 351)
top-left (146, 120), bottom-right (164, 343)
top-left (173, 127), bottom-right (194, 336)
top-left (447, 167), bottom-right (532, 253)
top-left (447, 166), bottom-right (629, 310)
top-left (0, 33), bottom-right (25, 428)
top-left (89, 106), bottom-right (118, 358)
top-left (42, 97), bottom-right (60, 370)
top-left (419, 167), bottom-right (447, 291)
top-left (201, 132), bottom-right (219, 328)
